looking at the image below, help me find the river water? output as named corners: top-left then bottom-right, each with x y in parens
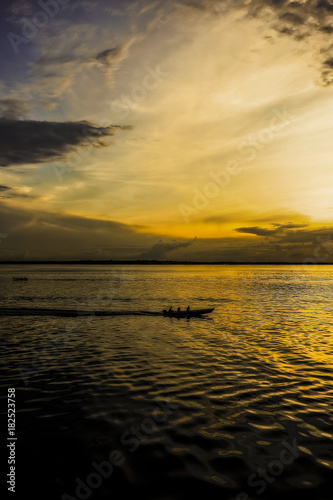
top-left (1, 265), bottom-right (332, 500)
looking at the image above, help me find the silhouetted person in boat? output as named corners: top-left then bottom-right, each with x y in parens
top-left (177, 307), bottom-right (181, 312)
top-left (186, 306), bottom-right (190, 311)
top-left (168, 307), bottom-right (173, 312)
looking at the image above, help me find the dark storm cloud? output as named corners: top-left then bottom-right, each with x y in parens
top-left (0, 119), bottom-right (131, 167)
top-left (140, 237), bottom-right (197, 259)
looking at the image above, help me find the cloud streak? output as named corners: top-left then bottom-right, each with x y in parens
top-left (0, 184), bottom-right (12, 192)
top-left (140, 237), bottom-right (197, 259)
top-left (36, 43), bottom-right (131, 73)
top-left (235, 222), bottom-right (309, 237)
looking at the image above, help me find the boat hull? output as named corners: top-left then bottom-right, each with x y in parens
top-left (163, 308), bottom-right (214, 318)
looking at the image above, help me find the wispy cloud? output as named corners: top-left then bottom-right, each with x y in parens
top-left (0, 98), bottom-right (29, 119)
top-left (30, 38), bottom-right (136, 103)
top-left (183, 0), bottom-right (333, 85)
top-left (36, 42), bottom-right (133, 73)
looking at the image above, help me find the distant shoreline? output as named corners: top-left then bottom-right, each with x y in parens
top-left (0, 260), bottom-right (331, 265)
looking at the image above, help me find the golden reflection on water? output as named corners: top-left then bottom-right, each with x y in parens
top-left (1, 264), bottom-right (333, 499)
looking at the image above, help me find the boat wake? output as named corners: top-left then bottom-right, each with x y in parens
top-left (0, 307), bottom-right (215, 318)
top-left (0, 307), bottom-right (162, 317)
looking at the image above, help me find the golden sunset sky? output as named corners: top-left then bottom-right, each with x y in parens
top-left (1, 0), bottom-right (333, 261)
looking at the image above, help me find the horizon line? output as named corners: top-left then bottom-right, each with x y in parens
top-left (0, 260), bottom-right (329, 265)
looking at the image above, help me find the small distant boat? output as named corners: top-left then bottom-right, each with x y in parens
top-left (12, 277), bottom-right (28, 281)
top-left (163, 307), bottom-right (214, 318)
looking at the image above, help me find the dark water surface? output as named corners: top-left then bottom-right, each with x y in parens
top-left (1, 265), bottom-right (333, 500)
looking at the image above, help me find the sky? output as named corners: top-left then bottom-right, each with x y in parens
top-left (1, 0), bottom-right (333, 262)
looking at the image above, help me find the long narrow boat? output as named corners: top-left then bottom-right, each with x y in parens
top-left (12, 277), bottom-right (28, 281)
top-left (162, 307), bottom-right (214, 318)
